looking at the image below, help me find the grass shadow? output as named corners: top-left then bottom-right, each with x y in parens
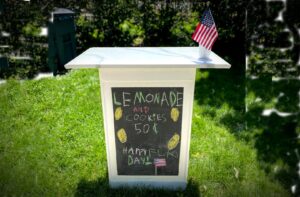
top-left (194, 69), bottom-right (245, 111)
top-left (194, 69), bottom-right (246, 134)
top-left (75, 175), bottom-right (201, 197)
top-left (245, 77), bottom-right (300, 193)
top-left (194, 69), bottom-right (299, 194)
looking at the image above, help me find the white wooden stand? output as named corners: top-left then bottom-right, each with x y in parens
top-left (65, 47), bottom-right (230, 190)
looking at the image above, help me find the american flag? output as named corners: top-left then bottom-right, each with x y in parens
top-left (192, 8), bottom-right (218, 50)
top-left (154, 158), bottom-right (166, 167)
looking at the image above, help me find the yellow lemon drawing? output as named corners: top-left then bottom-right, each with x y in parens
top-left (114, 107), bottom-right (123, 120)
top-left (170, 107), bottom-right (180, 122)
top-left (167, 133), bottom-right (180, 150)
top-left (117, 128), bottom-right (127, 143)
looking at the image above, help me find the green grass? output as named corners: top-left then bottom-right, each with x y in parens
top-left (0, 69), bottom-right (291, 196)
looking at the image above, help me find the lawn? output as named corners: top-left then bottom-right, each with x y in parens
top-left (0, 69), bottom-right (292, 196)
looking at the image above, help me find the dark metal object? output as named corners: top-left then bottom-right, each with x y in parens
top-left (48, 8), bottom-right (76, 76)
top-left (0, 56), bottom-right (9, 69)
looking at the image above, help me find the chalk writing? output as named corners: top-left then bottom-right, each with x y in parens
top-left (122, 146), bottom-right (179, 159)
top-left (125, 113), bottom-right (167, 122)
top-left (112, 88), bottom-right (183, 175)
top-left (113, 91), bottom-right (183, 107)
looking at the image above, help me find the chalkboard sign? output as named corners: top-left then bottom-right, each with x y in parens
top-left (112, 87), bottom-right (184, 176)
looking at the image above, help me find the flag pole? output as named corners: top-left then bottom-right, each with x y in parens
top-left (198, 43), bottom-right (200, 58)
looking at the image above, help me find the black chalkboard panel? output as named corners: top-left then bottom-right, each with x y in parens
top-left (112, 87), bottom-right (184, 176)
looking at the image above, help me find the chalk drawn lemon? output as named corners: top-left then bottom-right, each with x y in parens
top-left (167, 133), bottom-right (180, 150)
top-left (117, 128), bottom-right (127, 143)
top-left (170, 107), bottom-right (180, 122)
top-left (114, 107), bottom-right (123, 120)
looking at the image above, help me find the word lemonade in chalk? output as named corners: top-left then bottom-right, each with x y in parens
top-left (112, 87), bottom-right (184, 175)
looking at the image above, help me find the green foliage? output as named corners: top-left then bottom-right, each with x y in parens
top-left (0, 43), bottom-right (47, 79)
top-left (119, 19), bottom-right (144, 46)
top-left (1, 0), bottom-right (246, 79)
top-left (170, 11), bottom-right (199, 46)
top-left (76, 15), bottom-right (97, 50)
top-left (22, 23), bottom-right (41, 37)
top-left (247, 0), bottom-right (300, 77)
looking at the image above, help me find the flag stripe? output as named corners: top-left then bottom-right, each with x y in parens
top-left (191, 8), bottom-right (218, 50)
top-left (154, 158), bottom-right (166, 167)
top-left (201, 25), bottom-right (217, 49)
top-left (205, 26), bottom-right (217, 47)
top-left (191, 24), bottom-right (200, 40)
top-left (208, 34), bottom-right (218, 50)
top-left (202, 25), bottom-right (216, 48)
top-left (198, 26), bottom-right (209, 44)
top-left (195, 24), bottom-right (205, 42)
top-left (192, 24), bottom-right (202, 41)
top-left (203, 26), bottom-right (217, 48)
top-left (207, 32), bottom-right (218, 49)
top-left (200, 26), bottom-right (213, 48)
top-left (206, 28), bottom-right (218, 49)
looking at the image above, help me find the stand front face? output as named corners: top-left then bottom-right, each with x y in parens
top-left (65, 47), bottom-right (231, 190)
top-left (99, 68), bottom-right (196, 189)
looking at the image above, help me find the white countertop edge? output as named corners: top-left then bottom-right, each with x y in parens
top-left (65, 47), bottom-right (231, 69)
top-left (65, 63), bottom-right (230, 69)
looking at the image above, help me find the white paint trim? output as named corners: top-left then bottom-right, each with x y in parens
top-left (99, 68), bottom-right (196, 189)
